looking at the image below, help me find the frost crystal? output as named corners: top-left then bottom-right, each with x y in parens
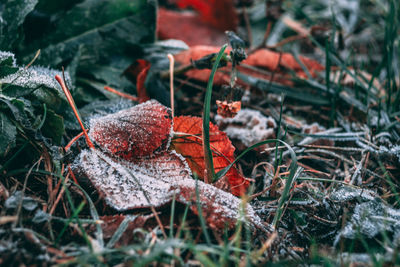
top-left (0, 51), bottom-right (17, 66)
top-left (335, 200), bottom-right (400, 245)
top-left (88, 100), bottom-right (173, 159)
top-left (73, 148), bottom-right (266, 230)
top-left (329, 186), bottom-right (376, 202)
top-left (215, 109), bottom-right (276, 147)
top-left (0, 65), bottom-right (72, 94)
top-left (74, 149), bottom-right (190, 210)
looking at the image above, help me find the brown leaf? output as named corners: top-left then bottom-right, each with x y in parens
top-left (171, 116), bottom-right (250, 196)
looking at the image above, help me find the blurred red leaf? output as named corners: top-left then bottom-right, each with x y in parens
top-left (124, 59), bottom-right (151, 103)
top-left (157, 8), bottom-right (227, 46)
top-left (171, 116), bottom-right (249, 196)
top-left (174, 45), bottom-right (324, 85)
top-left (176, 0), bottom-right (237, 31)
top-left (244, 48), bottom-right (324, 78)
top-left (89, 100), bottom-right (172, 161)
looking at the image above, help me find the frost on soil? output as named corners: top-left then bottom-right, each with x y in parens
top-left (332, 186), bottom-right (400, 248)
top-left (215, 108), bottom-right (276, 148)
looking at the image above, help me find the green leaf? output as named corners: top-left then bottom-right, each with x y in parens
top-left (0, 51), bottom-right (19, 78)
top-left (0, 0), bottom-right (38, 50)
top-left (0, 112), bottom-right (17, 157)
top-left (41, 109), bottom-right (64, 145)
top-left (25, 0), bottom-right (156, 68)
top-left (0, 97), bottom-right (31, 129)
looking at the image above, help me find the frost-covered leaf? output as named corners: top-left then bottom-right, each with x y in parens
top-left (177, 180), bottom-right (267, 231)
top-left (0, 66), bottom-right (72, 98)
top-left (72, 148), bottom-right (266, 231)
top-left (0, 0), bottom-right (38, 50)
top-left (4, 191), bottom-right (38, 211)
top-left (73, 149), bottom-right (191, 210)
top-left (89, 100), bottom-right (173, 160)
top-left (172, 116), bottom-right (249, 196)
top-left (0, 112), bottom-right (17, 157)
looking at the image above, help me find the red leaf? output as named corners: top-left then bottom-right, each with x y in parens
top-left (157, 8), bottom-right (227, 46)
top-left (89, 100), bottom-right (172, 160)
top-left (124, 59), bottom-right (151, 103)
top-left (243, 48), bottom-right (324, 77)
top-left (174, 45), bottom-right (324, 85)
top-left (136, 63), bottom-right (151, 103)
top-left (176, 0), bottom-right (238, 31)
top-left (171, 116), bottom-right (249, 196)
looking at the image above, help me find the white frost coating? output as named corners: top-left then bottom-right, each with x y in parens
top-left (74, 149), bottom-right (186, 210)
top-left (0, 66), bottom-right (72, 93)
top-left (73, 148), bottom-right (265, 229)
top-left (334, 200), bottom-right (400, 245)
top-left (88, 100), bottom-right (173, 157)
top-left (329, 186), bottom-right (376, 202)
top-left (215, 109), bottom-right (276, 147)
top-left (0, 51), bottom-right (17, 66)
top-left (379, 145), bottom-right (400, 163)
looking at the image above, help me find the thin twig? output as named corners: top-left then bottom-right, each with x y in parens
top-left (103, 86), bottom-right (138, 101)
top-left (168, 54), bottom-right (175, 118)
top-left (55, 74), bottom-right (94, 149)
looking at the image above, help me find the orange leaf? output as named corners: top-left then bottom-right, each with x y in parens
top-left (174, 45), bottom-right (324, 85)
top-left (171, 116), bottom-right (249, 196)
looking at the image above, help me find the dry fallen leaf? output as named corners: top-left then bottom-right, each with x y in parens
top-left (176, 0), bottom-right (238, 31)
top-left (89, 100), bottom-right (172, 161)
top-left (173, 45), bottom-right (324, 86)
top-left (171, 116), bottom-right (250, 196)
top-left (157, 8), bottom-right (227, 47)
top-left (71, 100), bottom-right (268, 232)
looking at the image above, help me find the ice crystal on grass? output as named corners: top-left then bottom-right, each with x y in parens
top-left (215, 108), bottom-right (276, 147)
top-left (329, 186), bottom-right (376, 202)
top-left (335, 199), bottom-right (400, 244)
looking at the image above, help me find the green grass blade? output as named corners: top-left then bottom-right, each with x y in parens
top-left (203, 44), bottom-right (228, 183)
top-left (216, 139), bottom-right (297, 180)
top-left (106, 215), bottom-right (137, 249)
